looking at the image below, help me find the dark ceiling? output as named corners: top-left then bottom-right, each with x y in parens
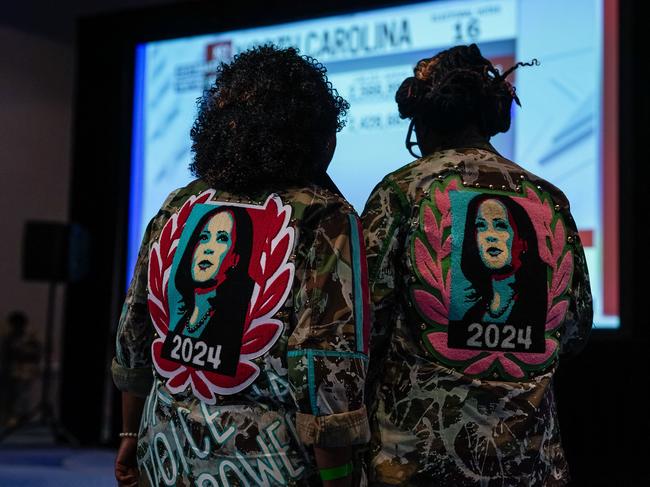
top-left (1, 0), bottom-right (403, 45)
top-left (0, 0), bottom-right (184, 43)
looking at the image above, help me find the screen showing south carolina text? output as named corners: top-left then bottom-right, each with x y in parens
top-left (129, 0), bottom-right (618, 328)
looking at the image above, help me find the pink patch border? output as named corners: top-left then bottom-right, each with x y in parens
top-left (410, 175), bottom-right (573, 380)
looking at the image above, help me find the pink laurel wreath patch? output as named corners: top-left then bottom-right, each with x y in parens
top-left (413, 177), bottom-right (572, 380)
top-left (148, 190), bottom-right (294, 402)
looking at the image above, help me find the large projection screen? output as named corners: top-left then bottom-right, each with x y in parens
top-left (128, 0), bottom-right (619, 329)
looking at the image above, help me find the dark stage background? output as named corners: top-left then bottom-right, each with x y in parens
top-left (61, 1), bottom-right (649, 485)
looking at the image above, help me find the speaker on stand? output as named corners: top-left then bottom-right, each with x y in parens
top-left (0, 221), bottom-right (88, 444)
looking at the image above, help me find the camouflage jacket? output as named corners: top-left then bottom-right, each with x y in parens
top-left (361, 146), bottom-right (592, 486)
top-left (112, 179), bottom-right (370, 486)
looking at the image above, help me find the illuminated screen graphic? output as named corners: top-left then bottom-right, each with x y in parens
top-left (129, 0), bottom-right (618, 328)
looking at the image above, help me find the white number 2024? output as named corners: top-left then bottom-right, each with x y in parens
top-left (467, 323), bottom-right (532, 350)
top-left (170, 335), bottom-right (222, 369)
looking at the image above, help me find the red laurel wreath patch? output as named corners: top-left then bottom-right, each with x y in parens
top-left (147, 190), bottom-right (295, 403)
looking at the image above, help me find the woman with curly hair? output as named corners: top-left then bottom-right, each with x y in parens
top-left (113, 45), bottom-right (370, 486)
top-left (362, 44), bottom-right (592, 485)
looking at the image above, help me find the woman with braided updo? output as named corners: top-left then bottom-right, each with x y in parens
top-left (362, 44), bottom-right (592, 485)
top-left (396, 43), bottom-right (534, 158)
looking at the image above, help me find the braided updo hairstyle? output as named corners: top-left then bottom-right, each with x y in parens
top-left (395, 43), bottom-right (538, 137)
top-left (190, 45), bottom-right (349, 192)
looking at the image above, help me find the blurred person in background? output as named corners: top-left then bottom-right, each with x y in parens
top-left (0, 311), bottom-right (41, 427)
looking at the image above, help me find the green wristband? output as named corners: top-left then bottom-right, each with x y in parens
top-left (319, 461), bottom-right (353, 481)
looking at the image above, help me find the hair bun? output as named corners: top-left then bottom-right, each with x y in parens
top-left (395, 76), bottom-right (425, 119)
top-left (393, 44), bottom-right (537, 137)
top-left (416, 69), bottom-right (484, 133)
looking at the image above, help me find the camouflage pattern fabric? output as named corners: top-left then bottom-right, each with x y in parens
top-left (113, 179), bottom-right (370, 486)
top-left (361, 145), bottom-right (593, 486)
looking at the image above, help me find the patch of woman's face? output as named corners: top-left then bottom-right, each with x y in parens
top-left (191, 212), bottom-right (234, 283)
top-left (474, 199), bottom-right (514, 270)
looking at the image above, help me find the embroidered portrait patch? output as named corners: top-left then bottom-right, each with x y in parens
top-left (409, 175), bottom-right (573, 380)
top-left (148, 190), bottom-right (295, 402)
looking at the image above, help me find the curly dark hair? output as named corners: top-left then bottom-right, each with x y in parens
top-left (189, 45), bottom-right (349, 192)
top-left (395, 43), bottom-right (538, 137)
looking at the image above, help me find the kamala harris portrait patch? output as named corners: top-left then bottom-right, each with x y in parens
top-left (409, 175), bottom-right (573, 380)
top-left (148, 189), bottom-right (295, 402)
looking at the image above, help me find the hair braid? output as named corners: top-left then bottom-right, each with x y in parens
top-left (395, 43), bottom-right (539, 137)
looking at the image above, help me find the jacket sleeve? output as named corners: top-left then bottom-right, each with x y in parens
top-left (287, 201), bottom-right (371, 448)
top-left (111, 216), bottom-right (156, 398)
top-left (558, 206), bottom-right (594, 357)
top-left (360, 179), bottom-right (407, 398)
